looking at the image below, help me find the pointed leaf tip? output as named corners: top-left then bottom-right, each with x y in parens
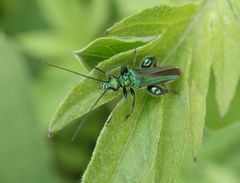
top-left (48, 131), bottom-right (54, 138)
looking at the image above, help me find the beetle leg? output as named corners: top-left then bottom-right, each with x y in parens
top-left (126, 88), bottom-right (135, 120)
top-left (152, 59), bottom-right (157, 67)
top-left (123, 87), bottom-right (128, 99)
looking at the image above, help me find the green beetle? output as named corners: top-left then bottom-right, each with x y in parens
top-left (45, 49), bottom-right (180, 138)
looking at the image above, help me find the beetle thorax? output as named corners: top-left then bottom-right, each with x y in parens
top-left (119, 74), bottom-right (131, 87)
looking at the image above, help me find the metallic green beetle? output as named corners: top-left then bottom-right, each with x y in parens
top-left (46, 50), bottom-right (180, 139)
top-left (98, 51), bottom-right (180, 118)
top-left (45, 50), bottom-right (180, 120)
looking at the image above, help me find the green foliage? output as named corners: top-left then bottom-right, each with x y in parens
top-left (0, 34), bottom-right (56, 183)
top-left (178, 124), bottom-right (240, 183)
top-left (206, 77), bottom-right (240, 130)
top-left (83, 93), bottom-right (163, 183)
top-left (49, 1), bottom-right (240, 182)
top-left (105, 4), bottom-right (199, 37)
top-left (75, 37), bottom-right (154, 69)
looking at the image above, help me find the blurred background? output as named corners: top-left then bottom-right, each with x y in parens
top-left (0, 0), bottom-right (239, 183)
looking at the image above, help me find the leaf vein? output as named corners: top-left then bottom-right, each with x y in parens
top-left (110, 94), bottom-right (148, 182)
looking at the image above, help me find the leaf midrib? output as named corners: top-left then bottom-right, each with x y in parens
top-left (110, 94), bottom-right (148, 182)
top-left (139, 100), bottom-right (163, 183)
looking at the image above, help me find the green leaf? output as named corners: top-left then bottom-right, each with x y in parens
top-left (178, 125), bottom-right (240, 183)
top-left (154, 43), bottom-right (191, 182)
top-left (155, 0), bottom-right (240, 159)
top-left (49, 17), bottom-right (191, 134)
top-left (212, 0), bottom-right (240, 117)
top-left (206, 76), bottom-right (240, 131)
top-left (81, 11), bottom-right (195, 183)
top-left (74, 37), bottom-right (154, 69)
top-left (82, 92), bottom-right (163, 183)
top-left (79, 26), bottom-right (192, 183)
top-left (187, 4), bottom-right (214, 159)
top-left (49, 1), bottom-right (240, 182)
top-left (161, 0), bottom-right (202, 6)
top-left (106, 3), bottom-right (199, 37)
top-left (49, 2), bottom-right (199, 135)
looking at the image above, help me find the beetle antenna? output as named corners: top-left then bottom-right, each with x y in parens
top-left (43, 62), bottom-right (107, 82)
top-left (71, 89), bottom-right (108, 141)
